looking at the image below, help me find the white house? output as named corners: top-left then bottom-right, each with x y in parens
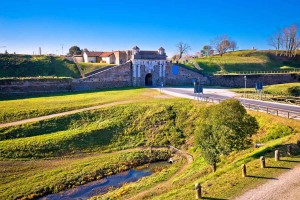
top-left (83, 51), bottom-right (115, 64)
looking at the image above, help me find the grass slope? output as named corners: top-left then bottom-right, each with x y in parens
top-left (0, 98), bottom-right (200, 199)
top-left (1, 93), bottom-right (299, 200)
top-left (0, 88), bottom-right (161, 123)
top-left (184, 50), bottom-right (300, 75)
top-left (0, 54), bottom-right (80, 78)
top-left (0, 149), bottom-right (170, 200)
top-left (231, 83), bottom-right (300, 96)
top-left (0, 99), bottom-right (200, 159)
top-left (95, 112), bottom-right (300, 200)
top-left (78, 62), bottom-right (115, 74)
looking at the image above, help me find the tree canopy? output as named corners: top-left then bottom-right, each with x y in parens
top-left (195, 99), bottom-right (258, 172)
top-left (68, 46), bottom-right (82, 56)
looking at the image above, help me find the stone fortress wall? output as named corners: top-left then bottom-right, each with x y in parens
top-left (0, 45), bottom-right (299, 94)
top-left (72, 61), bottom-right (132, 91)
top-left (1, 69), bottom-right (299, 95)
top-left (209, 73), bottom-right (300, 88)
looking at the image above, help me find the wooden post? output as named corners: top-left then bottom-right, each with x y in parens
top-left (287, 145), bottom-right (292, 156)
top-left (275, 150), bottom-right (280, 161)
top-left (260, 156), bottom-right (266, 168)
top-left (241, 164), bottom-right (247, 177)
top-left (195, 183), bottom-right (202, 199)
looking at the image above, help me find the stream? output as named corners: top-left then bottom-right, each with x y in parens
top-left (39, 162), bottom-right (169, 200)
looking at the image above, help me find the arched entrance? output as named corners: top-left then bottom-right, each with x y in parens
top-left (145, 73), bottom-right (153, 86)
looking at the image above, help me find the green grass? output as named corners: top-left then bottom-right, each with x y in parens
top-left (0, 98), bottom-right (201, 199)
top-left (0, 54), bottom-right (80, 78)
top-left (0, 88), bottom-right (164, 123)
top-left (0, 99), bottom-right (202, 159)
top-left (1, 94), bottom-right (300, 200)
top-left (92, 111), bottom-right (300, 200)
top-left (183, 50), bottom-right (300, 75)
top-left (78, 62), bottom-right (115, 74)
top-left (153, 136), bottom-right (300, 200)
top-left (231, 83), bottom-right (300, 96)
top-left (0, 149), bottom-right (171, 200)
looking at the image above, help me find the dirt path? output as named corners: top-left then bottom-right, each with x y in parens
top-left (126, 146), bottom-right (194, 200)
top-left (0, 100), bottom-right (133, 128)
top-left (235, 163), bottom-right (300, 200)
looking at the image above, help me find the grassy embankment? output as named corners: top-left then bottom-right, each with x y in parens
top-left (93, 112), bottom-right (300, 200)
top-left (0, 88), bottom-right (299, 200)
top-left (231, 83), bottom-right (300, 96)
top-left (0, 149), bottom-right (172, 200)
top-left (182, 50), bottom-right (300, 75)
top-left (0, 54), bottom-right (80, 78)
top-left (77, 62), bottom-right (115, 74)
top-left (0, 88), bottom-right (161, 124)
top-left (231, 83), bottom-right (300, 104)
top-left (0, 97), bottom-right (202, 199)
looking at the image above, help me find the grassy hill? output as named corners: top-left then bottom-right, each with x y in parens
top-left (0, 54), bottom-right (81, 78)
top-left (183, 50), bottom-right (300, 75)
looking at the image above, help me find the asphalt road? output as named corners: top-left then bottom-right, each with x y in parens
top-left (159, 87), bottom-right (300, 119)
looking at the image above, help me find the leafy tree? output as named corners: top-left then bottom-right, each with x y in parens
top-left (202, 45), bottom-right (212, 56)
top-left (69, 46), bottom-right (82, 56)
top-left (195, 99), bottom-right (258, 172)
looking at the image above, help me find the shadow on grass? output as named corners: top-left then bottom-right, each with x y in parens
top-left (280, 160), bottom-right (300, 163)
top-left (201, 197), bottom-right (228, 200)
top-left (265, 166), bottom-right (291, 169)
top-left (0, 87), bottom-right (142, 101)
top-left (247, 175), bottom-right (278, 180)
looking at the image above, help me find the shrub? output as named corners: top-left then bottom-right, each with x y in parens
top-left (261, 124), bottom-right (293, 142)
top-left (287, 86), bottom-right (300, 96)
top-left (195, 99), bottom-right (258, 171)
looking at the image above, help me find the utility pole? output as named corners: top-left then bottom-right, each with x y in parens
top-left (61, 44), bottom-right (64, 55)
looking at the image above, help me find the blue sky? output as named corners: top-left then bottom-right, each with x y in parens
top-left (1, 0), bottom-right (299, 56)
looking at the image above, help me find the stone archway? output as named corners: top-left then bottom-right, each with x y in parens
top-left (145, 73), bottom-right (153, 86)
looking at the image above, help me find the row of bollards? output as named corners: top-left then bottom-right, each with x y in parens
top-left (194, 142), bottom-right (299, 199)
top-left (242, 149), bottom-right (280, 177)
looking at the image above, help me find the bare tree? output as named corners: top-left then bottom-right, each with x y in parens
top-left (176, 42), bottom-right (191, 60)
top-left (296, 36), bottom-right (300, 55)
top-left (229, 40), bottom-right (238, 52)
top-left (211, 35), bottom-right (231, 56)
top-left (282, 24), bottom-right (299, 57)
top-left (268, 29), bottom-right (282, 56)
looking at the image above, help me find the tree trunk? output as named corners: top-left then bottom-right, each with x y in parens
top-left (211, 163), bottom-right (216, 172)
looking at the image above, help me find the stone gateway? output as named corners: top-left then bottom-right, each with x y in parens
top-left (131, 46), bottom-right (168, 87)
top-left (73, 46), bottom-right (207, 91)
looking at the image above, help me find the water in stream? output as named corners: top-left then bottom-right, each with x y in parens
top-left (40, 162), bottom-right (169, 200)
